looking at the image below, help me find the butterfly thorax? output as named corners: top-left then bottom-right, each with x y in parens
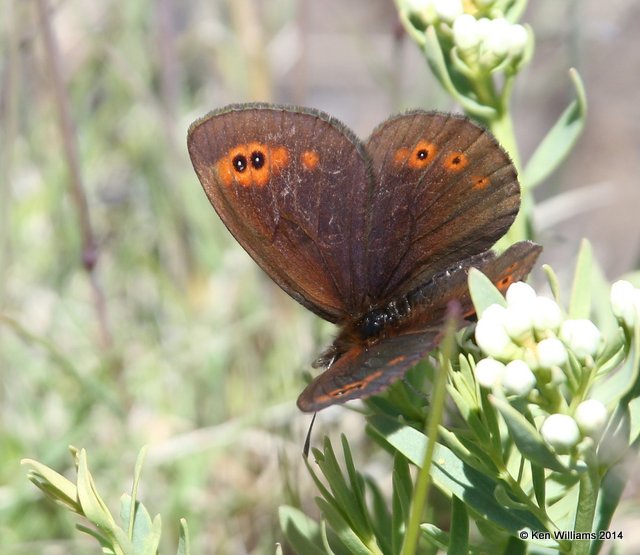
top-left (354, 298), bottom-right (412, 340)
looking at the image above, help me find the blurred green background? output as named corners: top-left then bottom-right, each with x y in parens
top-left (2, 0), bottom-right (639, 553)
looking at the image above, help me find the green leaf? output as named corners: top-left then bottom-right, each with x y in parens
top-left (468, 267), bottom-right (507, 316)
top-left (590, 462), bottom-right (628, 555)
top-left (568, 239), bottom-right (593, 319)
top-left (279, 505), bottom-right (328, 555)
top-left (489, 396), bottom-right (568, 473)
top-left (391, 453), bottom-right (412, 553)
top-left (21, 458), bottom-right (81, 513)
top-left (177, 518), bottom-right (191, 555)
top-left (449, 496), bottom-right (469, 555)
top-left (542, 264), bottom-right (561, 304)
top-left (316, 498), bottom-right (379, 555)
top-left (522, 68), bottom-right (587, 188)
top-left (368, 414), bottom-right (546, 533)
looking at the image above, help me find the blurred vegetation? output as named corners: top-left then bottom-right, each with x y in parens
top-left (1, 0), bottom-right (639, 554)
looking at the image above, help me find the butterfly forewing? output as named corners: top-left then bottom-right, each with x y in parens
top-left (363, 112), bottom-right (520, 303)
top-left (188, 104), bottom-right (374, 323)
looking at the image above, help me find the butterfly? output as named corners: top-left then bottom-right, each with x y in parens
top-left (187, 103), bottom-right (541, 412)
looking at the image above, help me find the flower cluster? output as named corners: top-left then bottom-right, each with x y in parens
top-left (473, 281), bottom-right (608, 453)
top-left (453, 15), bottom-right (529, 72)
top-left (405, 0), bottom-right (529, 72)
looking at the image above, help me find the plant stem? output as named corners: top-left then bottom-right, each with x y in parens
top-left (400, 314), bottom-right (456, 555)
top-left (35, 0), bottom-right (116, 358)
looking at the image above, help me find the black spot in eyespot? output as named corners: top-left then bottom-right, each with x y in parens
top-left (251, 151), bottom-right (265, 170)
top-left (417, 149), bottom-right (429, 160)
top-left (451, 156), bottom-right (462, 165)
top-left (233, 154), bottom-right (247, 172)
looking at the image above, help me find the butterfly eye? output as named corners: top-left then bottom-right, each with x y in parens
top-left (251, 150), bottom-right (265, 170)
top-left (232, 154), bottom-right (248, 172)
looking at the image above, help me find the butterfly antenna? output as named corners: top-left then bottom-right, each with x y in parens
top-left (303, 412), bottom-right (317, 458)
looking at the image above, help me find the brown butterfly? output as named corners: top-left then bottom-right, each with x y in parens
top-left (187, 104), bottom-right (541, 412)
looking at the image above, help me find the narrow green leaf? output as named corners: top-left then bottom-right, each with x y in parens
top-left (489, 396), bottom-right (568, 472)
top-left (21, 459), bottom-right (81, 513)
top-left (368, 414), bottom-right (546, 532)
top-left (542, 264), bottom-right (561, 304)
top-left (76, 450), bottom-right (120, 535)
top-left (531, 462), bottom-right (546, 509)
top-left (468, 267), bottom-right (507, 316)
top-left (340, 435), bottom-right (372, 536)
top-left (568, 239), bottom-right (593, 319)
top-left (500, 536), bottom-right (527, 555)
top-left (522, 68), bottom-right (587, 188)
top-left (391, 453), bottom-right (412, 553)
top-left (177, 518), bottom-right (190, 555)
top-left (129, 446), bottom-right (148, 539)
top-left (449, 496), bottom-right (469, 555)
top-left (278, 505), bottom-right (327, 555)
top-left (420, 523), bottom-right (450, 550)
top-left (316, 498), bottom-right (379, 555)
top-left (589, 462), bottom-right (627, 555)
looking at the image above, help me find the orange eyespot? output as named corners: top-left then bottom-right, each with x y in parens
top-left (301, 150), bottom-right (320, 171)
top-left (443, 151), bottom-right (469, 172)
top-left (408, 140), bottom-right (438, 169)
top-left (215, 143), bottom-right (290, 187)
top-left (472, 175), bottom-right (491, 189)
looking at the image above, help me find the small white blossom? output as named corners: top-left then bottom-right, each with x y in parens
top-left (506, 24), bottom-right (528, 57)
top-left (475, 358), bottom-right (505, 388)
top-left (503, 303), bottom-right (533, 341)
top-left (475, 305), bottom-right (518, 358)
top-left (531, 296), bottom-right (563, 332)
top-left (453, 14), bottom-right (481, 51)
top-left (560, 319), bottom-right (602, 360)
top-left (482, 18), bottom-right (512, 58)
top-left (541, 413), bottom-right (580, 452)
top-left (610, 280), bottom-right (640, 328)
top-left (575, 399), bottom-right (608, 439)
top-left (506, 281), bottom-right (537, 306)
top-left (434, 0), bottom-right (463, 22)
top-left (537, 337), bottom-right (568, 368)
top-left (502, 360), bottom-right (536, 396)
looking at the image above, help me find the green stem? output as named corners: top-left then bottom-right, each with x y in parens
top-left (400, 318), bottom-right (456, 555)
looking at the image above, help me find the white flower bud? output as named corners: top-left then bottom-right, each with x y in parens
top-left (560, 319), bottom-right (602, 360)
top-left (540, 413), bottom-right (580, 452)
top-left (503, 303), bottom-right (533, 342)
top-left (475, 305), bottom-right (518, 358)
top-left (453, 14), bottom-right (481, 51)
top-left (610, 280), bottom-right (640, 328)
top-left (575, 399), bottom-right (608, 439)
top-left (506, 281), bottom-right (536, 306)
top-left (531, 296), bottom-right (563, 332)
top-left (434, 0), bottom-right (463, 22)
top-left (506, 24), bottom-right (528, 57)
top-left (475, 357), bottom-right (505, 388)
top-left (502, 360), bottom-right (536, 396)
top-left (483, 18), bottom-right (511, 58)
top-left (536, 337), bottom-right (568, 368)
top-left (405, 0), bottom-right (437, 24)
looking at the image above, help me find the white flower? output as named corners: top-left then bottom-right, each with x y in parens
top-left (475, 358), bottom-right (505, 388)
top-left (560, 319), bottom-right (602, 360)
top-left (434, 0), bottom-right (463, 22)
top-left (610, 280), bottom-right (640, 328)
top-left (531, 296), bottom-right (563, 332)
top-left (475, 305), bottom-right (518, 358)
top-left (502, 360), bottom-right (536, 396)
top-left (506, 24), bottom-right (528, 57)
top-left (503, 303), bottom-right (533, 341)
top-left (506, 281), bottom-right (536, 306)
top-left (537, 337), bottom-right (568, 368)
top-left (540, 414), bottom-right (580, 452)
top-left (453, 14), bottom-right (481, 51)
top-left (575, 399), bottom-right (608, 439)
top-left (482, 18), bottom-right (512, 58)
